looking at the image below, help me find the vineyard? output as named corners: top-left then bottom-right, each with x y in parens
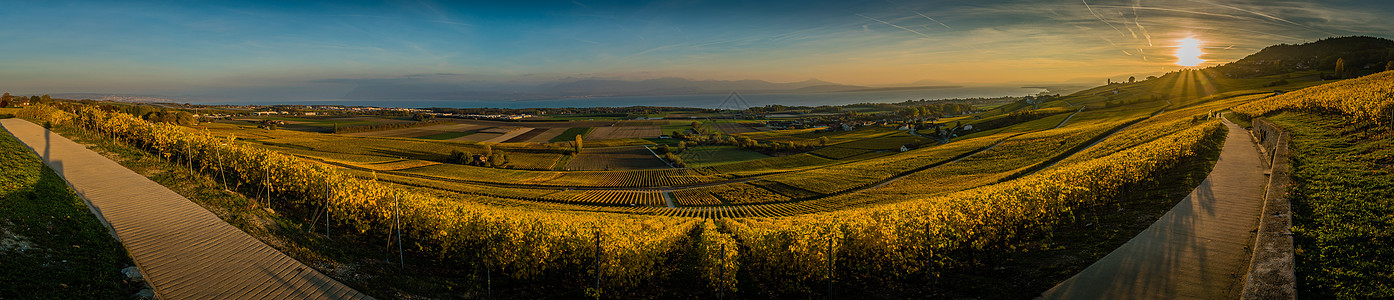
top-left (15, 65), bottom-right (1370, 298)
top-left (1232, 70), bottom-right (1394, 125)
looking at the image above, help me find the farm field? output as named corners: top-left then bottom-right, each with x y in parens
top-left (587, 125), bottom-right (661, 139)
top-left (679, 145), bottom-right (771, 167)
top-left (565, 145), bottom-right (670, 170)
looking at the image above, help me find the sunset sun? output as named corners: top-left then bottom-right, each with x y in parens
top-left (1176, 37), bottom-right (1206, 67)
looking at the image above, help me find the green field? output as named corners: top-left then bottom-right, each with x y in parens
top-left (416, 131), bottom-right (475, 140)
top-left (679, 145), bottom-right (771, 168)
top-left (549, 127), bottom-right (592, 142)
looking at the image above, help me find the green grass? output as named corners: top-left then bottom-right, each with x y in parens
top-left (1269, 112), bottom-right (1394, 299)
top-left (416, 131), bottom-right (475, 140)
top-left (661, 121), bottom-right (698, 136)
top-left (550, 127), bottom-right (593, 142)
top-left (0, 129), bottom-right (138, 298)
top-left (678, 145), bottom-right (772, 168)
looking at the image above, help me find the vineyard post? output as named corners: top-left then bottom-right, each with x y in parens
top-left (924, 222), bottom-right (935, 292)
top-left (264, 164), bottom-right (271, 208)
top-left (594, 228), bottom-right (602, 298)
top-left (325, 183), bottom-right (331, 236)
top-left (828, 237), bottom-right (834, 299)
top-left (396, 191), bottom-right (404, 269)
top-left (486, 225), bottom-right (492, 299)
top-left (216, 143), bottom-right (227, 191)
top-left (719, 242), bottom-right (726, 300)
top-left (184, 141), bottom-right (192, 174)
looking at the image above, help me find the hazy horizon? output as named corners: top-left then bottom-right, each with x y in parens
top-left (2, 0), bottom-right (1392, 102)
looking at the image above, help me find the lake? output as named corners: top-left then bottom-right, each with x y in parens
top-left (230, 86), bottom-right (1049, 109)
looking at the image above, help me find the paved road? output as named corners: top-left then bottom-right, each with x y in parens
top-left (1, 119), bottom-right (372, 300)
top-left (1040, 118), bottom-right (1268, 299)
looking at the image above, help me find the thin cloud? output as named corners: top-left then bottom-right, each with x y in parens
top-left (1082, 0), bottom-right (1127, 37)
top-left (914, 12), bottom-right (952, 29)
top-left (1202, 1), bottom-right (1337, 35)
top-left (431, 20), bottom-right (472, 27)
top-left (1132, 0), bottom-right (1153, 46)
top-left (856, 13), bottom-right (933, 39)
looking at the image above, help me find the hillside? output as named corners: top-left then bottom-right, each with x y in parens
top-left (1214, 36), bottom-right (1394, 78)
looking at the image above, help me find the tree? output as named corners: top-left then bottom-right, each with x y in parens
top-left (818, 136), bottom-right (830, 147)
top-left (1146, 75), bottom-right (1158, 80)
top-left (482, 144), bottom-right (493, 158)
top-left (1128, 76), bottom-right (1136, 83)
top-left (175, 111), bottom-right (197, 126)
top-left (30, 95), bottom-right (41, 104)
top-left (449, 149), bottom-right (471, 164)
top-left (40, 94), bottom-right (52, 103)
top-left (1, 92), bottom-right (10, 104)
top-left (1335, 58), bottom-right (1347, 78)
top-left (573, 135), bottom-right (583, 153)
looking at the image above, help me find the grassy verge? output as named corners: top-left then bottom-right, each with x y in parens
top-left (1269, 112), bottom-right (1394, 298)
top-left (931, 123), bottom-right (1227, 299)
top-left (0, 127), bottom-right (140, 298)
top-left (1224, 112), bottom-right (1253, 129)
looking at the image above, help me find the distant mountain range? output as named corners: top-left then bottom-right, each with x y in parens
top-left (50, 93), bottom-right (180, 103)
top-left (335, 77), bottom-right (962, 101)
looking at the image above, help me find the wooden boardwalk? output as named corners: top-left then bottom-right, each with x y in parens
top-left (1, 119), bottom-right (372, 300)
top-left (1040, 119), bottom-right (1268, 299)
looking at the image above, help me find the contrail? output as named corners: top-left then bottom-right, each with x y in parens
top-left (1204, 1), bottom-right (1338, 35)
top-left (857, 13), bottom-right (933, 38)
top-left (914, 11), bottom-right (952, 29)
top-left (1133, 0), bottom-right (1152, 46)
top-left (626, 44), bottom-right (680, 58)
top-left (1094, 5), bottom-right (1244, 19)
top-left (1083, 0), bottom-right (1127, 37)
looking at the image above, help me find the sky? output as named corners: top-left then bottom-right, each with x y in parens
top-left (1, 0), bottom-right (1391, 101)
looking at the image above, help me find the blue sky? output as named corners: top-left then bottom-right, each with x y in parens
top-left (1, 0), bottom-right (1391, 100)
